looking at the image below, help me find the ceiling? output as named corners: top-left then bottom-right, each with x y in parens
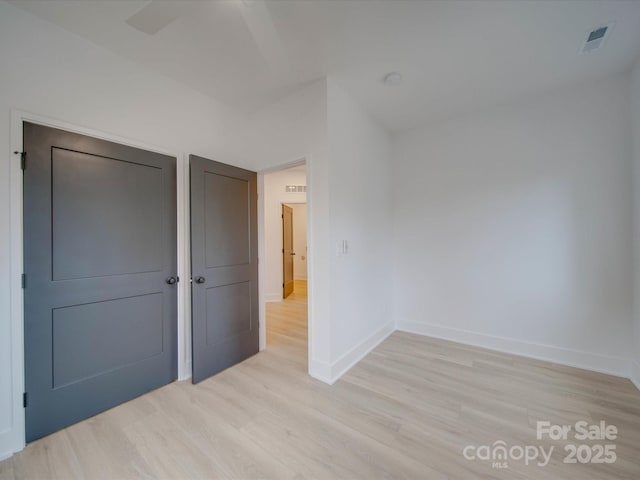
top-left (8, 0), bottom-right (640, 131)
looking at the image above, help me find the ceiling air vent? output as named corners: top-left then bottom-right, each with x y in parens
top-left (285, 185), bottom-right (306, 193)
top-left (580, 23), bottom-right (614, 54)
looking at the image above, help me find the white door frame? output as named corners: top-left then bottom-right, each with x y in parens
top-left (7, 110), bottom-right (191, 457)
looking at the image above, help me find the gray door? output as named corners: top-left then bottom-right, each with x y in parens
top-left (23, 122), bottom-right (177, 442)
top-left (282, 204), bottom-right (294, 298)
top-left (190, 155), bottom-right (258, 384)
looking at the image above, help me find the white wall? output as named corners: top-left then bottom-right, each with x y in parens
top-left (393, 73), bottom-right (634, 376)
top-left (291, 204), bottom-right (308, 280)
top-left (263, 167), bottom-right (307, 301)
top-left (326, 79), bottom-right (394, 377)
top-left (632, 59), bottom-right (640, 388)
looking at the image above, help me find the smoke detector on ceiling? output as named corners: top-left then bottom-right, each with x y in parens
top-left (580, 23), bottom-right (614, 54)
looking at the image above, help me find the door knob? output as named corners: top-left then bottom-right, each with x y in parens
top-left (195, 276), bottom-right (206, 284)
top-left (166, 276), bottom-right (178, 285)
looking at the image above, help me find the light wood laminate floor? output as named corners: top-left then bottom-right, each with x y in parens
top-left (2, 279), bottom-right (640, 479)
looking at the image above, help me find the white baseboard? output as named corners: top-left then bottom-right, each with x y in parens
top-left (631, 360), bottom-right (640, 391)
top-left (178, 361), bottom-right (192, 381)
top-left (265, 293), bottom-right (282, 303)
top-left (330, 321), bottom-right (395, 382)
top-left (0, 450), bottom-right (13, 462)
top-left (397, 320), bottom-right (630, 378)
top-left (0, 431), bottom-right (24, 463)
top-left (308, 359), bottom-right (333, 384)
top-left (309, 321), bottom-right (395, 385)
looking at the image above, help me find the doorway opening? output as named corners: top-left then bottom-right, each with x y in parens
top-left (260, 162), bottom-right (308, 361)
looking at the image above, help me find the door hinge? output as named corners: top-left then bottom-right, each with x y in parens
top-left (282, 283), bottom-right (285, 288)
top-left (21, 273), bottom-right (26, 289)
top-left (14, 151), bottom-right (26, 170)
top-left (23, 392), bottom-right (28, 408)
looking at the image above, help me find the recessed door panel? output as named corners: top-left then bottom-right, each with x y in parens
top-left (206, 282), bottom-right (252, 345)
top-left (52, 148), bottom-right (164, 280)
top-left (23, 122), bottom-right (177, 442)
top-left (52, 293), bottom-right (164, 389)
top-left (204, 172), bottom-right (249, 268)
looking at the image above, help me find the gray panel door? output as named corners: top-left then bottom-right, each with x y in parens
top-left (190, 155), bottom-right (258, 384)
top-left (23, 122), bottom-right (177, 442)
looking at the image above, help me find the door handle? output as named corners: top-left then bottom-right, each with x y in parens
top-left (166, 276), bottom-right (178, 285)
top-left (290, 252), bottom-right (296, 256)
top-left (195, 276), bottom-right (206, 284)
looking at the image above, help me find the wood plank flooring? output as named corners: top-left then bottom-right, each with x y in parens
top-left (2, 279), bottom-right (640, 479)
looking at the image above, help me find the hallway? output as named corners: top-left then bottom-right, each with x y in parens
top-left (267, 279), bottom-right (308, 354)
